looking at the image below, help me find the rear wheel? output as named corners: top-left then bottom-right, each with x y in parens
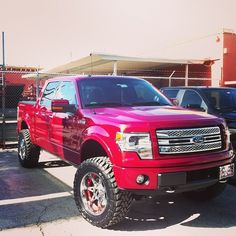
top-left (183, 182), bottom-right (226, 201)
top-left (74, 157), bottom-right (132, 228)
top-left (18, 129), bottom-right (40, 168)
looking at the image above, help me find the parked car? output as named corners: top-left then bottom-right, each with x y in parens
top-left (161, 86), bottom-right (236, 148)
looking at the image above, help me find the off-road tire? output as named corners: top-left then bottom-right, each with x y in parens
top-left (18, 129), bottom-right (40, 168)
top-left (183, 182), bottom-right (226, 201)
top-left (73, 156), bottom-right (132, 228)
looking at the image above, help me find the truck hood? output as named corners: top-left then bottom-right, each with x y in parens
top-left (85, 106), bottom-right (223, 130)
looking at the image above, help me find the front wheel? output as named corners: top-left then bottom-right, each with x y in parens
top-left (183, 182), bottom-right (227, 201)
top-left (73, 157), bottom-right (132, 228)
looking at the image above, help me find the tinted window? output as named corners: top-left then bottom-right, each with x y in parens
top-left (162, 89), bottom-right (179, 99)
top-left (40, 82), bottom-right (59, 108)
top-left (78, 77), bottom-right (172, 108)
top-left (181, 90), bottom-right (206, 110)
top-left (55, 81), bottom-right (77, 105)
top-left (203, 89), bottom-right (236, 111)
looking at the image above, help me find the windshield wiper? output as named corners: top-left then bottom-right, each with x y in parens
top-left (84, 102), bottom-right (130, 108)
top-left (84, 101), bottom-right (170, 108)
top-left (131, 101), bottom-right (168, 106)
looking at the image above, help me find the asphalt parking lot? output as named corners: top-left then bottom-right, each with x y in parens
top-left (0, 149), bottom-right (236, 236)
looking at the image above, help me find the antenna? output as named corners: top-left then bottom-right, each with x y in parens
top-left (90, 53), bottom-right (93, 75)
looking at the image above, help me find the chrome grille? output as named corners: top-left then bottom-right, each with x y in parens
top-left (157, 126), bottom-right (222, 154)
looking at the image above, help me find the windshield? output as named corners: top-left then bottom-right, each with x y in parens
top-left (203, 89), bottom-right (236, 111)
top-left (78, 77), bottom-right (172, 108)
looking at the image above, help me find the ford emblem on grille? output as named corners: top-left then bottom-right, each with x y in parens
top-left (192, 135), bottom-right (204, 144)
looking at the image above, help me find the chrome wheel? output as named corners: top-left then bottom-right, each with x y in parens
top-left (80, 172), bottom-right (107, 216)
top-left (19, 138), bottom-right (26, 160)
top-left (74, 157), bottom-right (132, 228)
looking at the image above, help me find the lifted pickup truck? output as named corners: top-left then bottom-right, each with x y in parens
top-left (17, 75), bottom-right (234, 228)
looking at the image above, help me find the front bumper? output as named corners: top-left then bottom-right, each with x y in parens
top-left (113, 156), bottom-right (235, 193)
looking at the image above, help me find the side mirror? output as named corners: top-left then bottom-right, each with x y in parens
top-left (169, 98), bottom-right (179, 106)
top-left (51, 99), bottom-right (75, 113)
top-left (186, 104), bottom-right (205, 112)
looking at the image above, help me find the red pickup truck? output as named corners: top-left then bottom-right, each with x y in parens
top-left (17, 75), bottom-right (234, 228)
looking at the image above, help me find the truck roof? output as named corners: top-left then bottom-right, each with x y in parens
top-left (47, 75), bottom-right (143, 82)
top-left (161, 86), bottom-right (236, 90)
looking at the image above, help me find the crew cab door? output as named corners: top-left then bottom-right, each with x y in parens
top-left (49, 81), bottom-right (80, 162)
top-left (35, 81), bottom-right (60, 151)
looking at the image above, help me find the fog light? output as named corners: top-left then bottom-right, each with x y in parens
top-left (136, 174), bottom-right (150, 185)
top-left (136, 175), bottom-right (145, 184)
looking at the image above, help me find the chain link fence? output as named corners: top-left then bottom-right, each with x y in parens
top-left (0, 70), bottom-right (72, 148)
top-left (0, 68), bottom-right (212, 148)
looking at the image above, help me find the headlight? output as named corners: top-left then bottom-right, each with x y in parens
top-left (116, 132), bottom-right (153, 159)
top-left (222, 121), bottom-right (231, 149)
top-left (225, 125), bottom-right (231, 144)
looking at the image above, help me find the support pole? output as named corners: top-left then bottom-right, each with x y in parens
top-left (185, 64), bottom-right (189, 86)
top-left (36, 69), bottom-right (40, 99)
top-left (168, 70), bottom-right (175, 87)
top-left (90, 53), bottom-right (93, 75)
top-left (1, 32), bottom-right (6, 148)
top-left (113, 61), bottom-right (117, 75)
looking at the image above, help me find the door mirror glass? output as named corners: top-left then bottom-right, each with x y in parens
top-left (169, 98), bottom-right (179, 106)
top-left (51, 99), bottom-right (75, 113)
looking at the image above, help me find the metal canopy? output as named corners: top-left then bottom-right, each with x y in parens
top-left (22, 53), bottom-right (215, 81)
top-left (45, 53), bottom-right (210, 75)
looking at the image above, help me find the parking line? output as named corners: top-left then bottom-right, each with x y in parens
top-left (0, 191), bottom-right (73, 206)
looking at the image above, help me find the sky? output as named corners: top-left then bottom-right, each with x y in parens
top-left (1, 0), bottom-right (236, 69)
